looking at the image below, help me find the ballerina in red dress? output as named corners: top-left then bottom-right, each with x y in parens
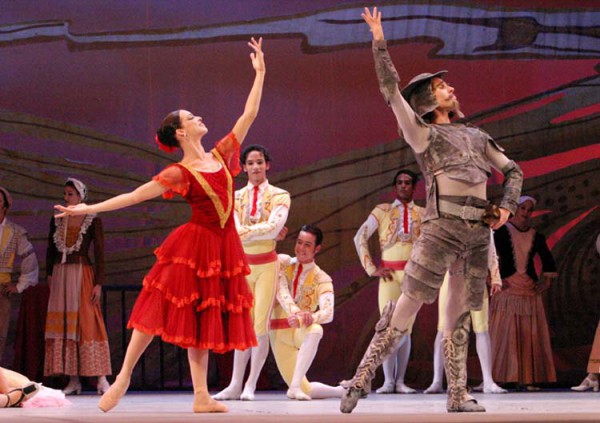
top-left (54, 37), bottom-right (265, 414)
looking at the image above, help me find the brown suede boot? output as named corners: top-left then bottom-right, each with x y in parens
top-left (442, 312), bottom-right (485, 413)
top-left (340, 301), bottom-right (406, 414)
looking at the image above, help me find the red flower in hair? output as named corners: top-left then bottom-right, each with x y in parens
top-left (155, 134), bottom-right (176, 153)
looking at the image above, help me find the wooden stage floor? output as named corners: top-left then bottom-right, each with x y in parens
top-left (2, 390), bottom-right (599, 422)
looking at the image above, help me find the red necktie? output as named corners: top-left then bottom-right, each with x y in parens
top-left (250, 185), bottom-right (259, 216)
top-left (292, 263), bottom-right (303, 297)
top-left (403, 203), bottom-right (409, 234)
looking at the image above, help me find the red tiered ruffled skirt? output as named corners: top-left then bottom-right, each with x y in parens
top-left (127, 222), bottom-right (257, 353)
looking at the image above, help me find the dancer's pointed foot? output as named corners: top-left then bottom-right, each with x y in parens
top-left (240, 385), bottom-right (255, 401)
top-left (375, 382), bottom-right (395, 394)
top-left (193, 392), bottom-right (228, 413)
top-left (212, 385), bottom-right (242, 401)
top-left (395, 382), bottom-right (416, 394)
top-left (424, 382), bottom-right (444, 394)
top-left (98, 376), bottom-right (129, 413)
top-left (286, 387), bottom-right (311, 401)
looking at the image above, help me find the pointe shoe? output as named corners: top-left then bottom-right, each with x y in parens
top-left (98, 378), bottom-right (129, 413)
top-left (97, 377), bottom-right (111, 395)
top-left (62, 380), bottom-right (82, 396)
top-left (571, 376), bottom-right (599, 392)
top-left (3, 383), bottom-right (40, 407)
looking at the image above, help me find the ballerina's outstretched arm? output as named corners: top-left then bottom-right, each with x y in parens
top-left (54, 180), bottom-right (167, 217)
top-left (232, 36), bottom-right (266, 144)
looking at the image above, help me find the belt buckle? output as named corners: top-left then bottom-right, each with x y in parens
top-left (460, 205), bottom-right (469, 221)
top-left (461, 205), bottom-right (480, 221)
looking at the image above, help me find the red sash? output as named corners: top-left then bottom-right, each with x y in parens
top-left (245, 250), bottom-right (277, 265)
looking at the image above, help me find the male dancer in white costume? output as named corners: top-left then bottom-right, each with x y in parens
top-left (270, 225), bottom-right (344, 400)
top-left (354, 169), bottom-right (422, 394)
top-left (215, 145), bottom-right (290, 401)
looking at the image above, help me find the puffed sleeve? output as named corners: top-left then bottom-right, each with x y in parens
top-left (152, 164), bottom-right (190, 199)
top-left (213, 132), bottom-right (241, 177)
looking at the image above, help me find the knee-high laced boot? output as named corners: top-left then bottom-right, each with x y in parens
top-left (340, 301), bottom-right (407, 414)
top-left (442, 312), bottom-right (485, 413)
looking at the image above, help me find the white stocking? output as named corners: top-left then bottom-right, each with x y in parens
top-left (309, 381), bottom-right (345, 399)
top-left (395, 335), bottom-right (416, 393)
top-left (240, 334), bottom-right (270, 400)
top-left (212, 348), bottom-right (250, 400)
top-left (288, 332), bottom-right (321, 400)
top-left (475, 332), bottom-right (506, 393)
top-left (376, 354), bottom-right (397, 394)
top-left (424, 331), bottom-right (445, 394)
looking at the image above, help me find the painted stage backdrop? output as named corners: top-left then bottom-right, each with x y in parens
top-left (1, 1), bottom-right (598, 390)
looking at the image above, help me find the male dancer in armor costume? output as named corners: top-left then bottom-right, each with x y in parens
top-left (426, 233), bottom-right (507, 395)
top-left (214, 145), bottom-right (290, 401)
top-left (354, 169), bottom-right (423, 394)
top-left (270, 225), bottom-right (344, 400)
top-left (340, 8), bottom-right (522, 413)
top-left (0, 186), bottom-right (39, 363)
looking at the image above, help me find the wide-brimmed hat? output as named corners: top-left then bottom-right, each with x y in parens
top-left (401, 70), bottom-right (447, 118)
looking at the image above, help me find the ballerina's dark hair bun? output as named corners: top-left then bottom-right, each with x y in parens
top-left (155, 110), bottom-right (181, 153)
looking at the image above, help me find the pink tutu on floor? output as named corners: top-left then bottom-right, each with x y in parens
top-left (21, 385), bottom-right (72, 408)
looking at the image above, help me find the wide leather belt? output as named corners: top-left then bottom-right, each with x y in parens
top-left (438, 199), bottom-right (485, 221)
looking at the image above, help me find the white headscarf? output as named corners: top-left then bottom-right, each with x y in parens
top-left (66, 178), bottom-right (87, 201)
top-left (518, 195), bottom-right (537, 207)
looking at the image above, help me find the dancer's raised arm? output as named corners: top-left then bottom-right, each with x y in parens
top-left (232, 37), bottom-right (266, 144)
top-left (362, 7), bottom-right (429, 152)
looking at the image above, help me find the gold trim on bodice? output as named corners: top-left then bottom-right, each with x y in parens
top-left (179, 154), bottom-right (233, 229)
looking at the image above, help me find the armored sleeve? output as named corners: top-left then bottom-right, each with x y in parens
top-left (500, 160), bottom-right (523, 215)
top-left (372, 40), bottom-right (400, 105)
